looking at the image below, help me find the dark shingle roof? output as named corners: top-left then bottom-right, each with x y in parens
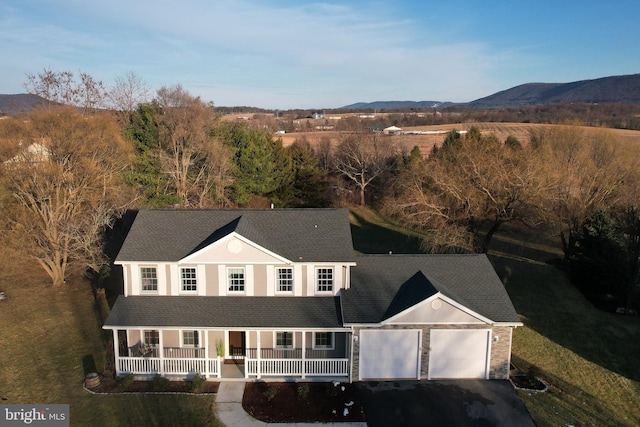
top-left (115, 208), bottom-right (355, 263)
top-left (104, 296), bottom-right (344, 329)
top-left (342, 254), bottom-right (521, 324)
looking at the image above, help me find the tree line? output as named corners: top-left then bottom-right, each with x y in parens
top-left (1, 69), bottom-right (638, 313)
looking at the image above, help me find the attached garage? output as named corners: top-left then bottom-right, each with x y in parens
top-left (359, 329), bottom-right (421, 380)
top-left (428, 329), bottom-right (491, 379)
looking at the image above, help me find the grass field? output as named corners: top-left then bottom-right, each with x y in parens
top-left (490, 230), bottom-right (640, 427)
top-left (0, 252), bottom-right (221, 427)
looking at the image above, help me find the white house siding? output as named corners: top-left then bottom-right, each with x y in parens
top-left (390, 297), bottom-right (485, 324)
top-left (183, 235), bottom-right (285, 265)
top-left (121, 260), bottom-right (353, 297)
top-left (254, 265), bottom-right (268, 295)
top-left (124, 265), bottom-right (132, 296)
top-left (163, 330), bottom-right (180, 347)
top-left (205, 265), bottom-right (219, 295)
top-left (207, 330), bottom-right (225, 357)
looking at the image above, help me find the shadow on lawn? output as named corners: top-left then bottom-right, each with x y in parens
top-left (350, 211), bottom-right (423, 254)
top-left (490, 245), bottom-right (640, 384)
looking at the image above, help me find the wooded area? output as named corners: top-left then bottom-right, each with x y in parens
top-left (1, 69), bottom-right (639, 313)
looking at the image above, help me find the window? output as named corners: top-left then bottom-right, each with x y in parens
top-left (316, 268), bottom-right (334, 292)
top-left (275, 332), bottom-right (294, 348)
top-left (144, 330), bottom-right (159, 347)
top-left (314, 332), bottom-right (334, 350)
top-left (228, 268), bottom-right (245, 292)
top-left (141, 267), bottom-right (157, 291)
top-left (276, 267), bottom-right (293, 292)
top-left (183, 330), bottom-right (199, 347)
top-left (181, 267), bottom-right (197, 292)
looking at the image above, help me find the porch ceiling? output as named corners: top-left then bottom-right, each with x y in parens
top-left (104, 296), bottom-right (344, 329)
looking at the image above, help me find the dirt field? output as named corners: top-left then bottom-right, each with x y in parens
top-left (279, 122), bottom-right (640, 155)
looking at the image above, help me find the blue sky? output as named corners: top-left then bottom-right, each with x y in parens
top-left (1, 1), bottom-right (638, 109)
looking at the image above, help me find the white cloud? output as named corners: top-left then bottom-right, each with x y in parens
top-left (0, 0), bottom-right (520, 108)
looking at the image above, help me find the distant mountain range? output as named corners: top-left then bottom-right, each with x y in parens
top-left (0, 94), bottom-right (45, 115)
top-left (2, 74), bottom-right (640, 114)
top-left (342, 100), bottom-right (456, 110)
top-left (343, 74), bottom-right (640, 110)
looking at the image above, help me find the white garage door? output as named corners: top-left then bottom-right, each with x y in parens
top-left (359, 330), bottom-right (421, 380)
top-left (428, 329), bottom-right (490, 379)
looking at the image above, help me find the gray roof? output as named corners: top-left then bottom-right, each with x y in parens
top-left (115, 208), bottom-right (356, 263)
top-left (104, 296), bottom-right (344, 329)
top-left (342, 254), bottom-right (521, 324)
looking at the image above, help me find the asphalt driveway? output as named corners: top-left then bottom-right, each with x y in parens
top-left (357, 380), bottom-right (535, 427)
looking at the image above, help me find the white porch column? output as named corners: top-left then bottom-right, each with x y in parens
top-left (204, 329), bottom-right (209, 378)
top-left (158, 331), bottom-right (165, 375)
top-left (112, 329), bottom-right (120, 376)
top-left (256, 331), bottom-right (261, 379)
top-left (224, 330), bottom-right (229, 359)
top-left (301, 331), bottom-right (306, 379)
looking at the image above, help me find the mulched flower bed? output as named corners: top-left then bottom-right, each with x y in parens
top-left (510, 374), bottom-right (547, 391)
top-left (242, 381), bottom-right (366, 423)
top-left (85, 374), bottom-right (219, 394)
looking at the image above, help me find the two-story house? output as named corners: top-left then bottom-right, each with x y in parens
top-left (103, 208), bottom-right (522, 382)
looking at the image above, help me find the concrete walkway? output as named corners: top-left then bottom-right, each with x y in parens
top-left (215, 381), bottom-right (368, 427)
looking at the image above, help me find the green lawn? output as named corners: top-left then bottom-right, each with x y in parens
top-left (352, 208), bottom-right (640, 427)
top-left (0, 254), bottom-right (220, 427)
top-left (490, 238), bottom-right (640, 427)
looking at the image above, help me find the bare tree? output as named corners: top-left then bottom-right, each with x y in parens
top-left (155, 85), bottom-right (231, 207)
top-left (532, 126), bottom-right (625, 260)
top-left (109, 71), bottom-right (150, 116)
top-left (333, 130), bottom-right (394, 206)
top-left (76, 72), bottom-right (108, 115)
top-left (386, 129), bottom-right (549, 253)
top-left (24, 68), bottom-right (107, 114)
top-left (0, 108), bottom-right (133, 286)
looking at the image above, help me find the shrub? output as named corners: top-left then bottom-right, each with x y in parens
top-left (190, 374), bottom-right (206, 393)
top-left (262, 386), bottom-right (277, 401)
top-left (152, 374), bottom-right (169, 391)
top-left (297, 383), bottom-right (310, 398)
top-left (115, 373), bottom-right (135, 390)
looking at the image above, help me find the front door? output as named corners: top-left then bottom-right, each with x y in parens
top-left (228, 331), bottom-right (246, 361)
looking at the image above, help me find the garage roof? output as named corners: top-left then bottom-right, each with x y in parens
top-left (342, 254), bottom-right (521, 324)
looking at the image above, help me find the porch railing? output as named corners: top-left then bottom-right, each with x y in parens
top-left (127, 346), bottom-right (206, 358)
top-left (245, 348), bottom-right (337, 359)
top-left (117, 356), bottom-right (220, 378)
top-left (245, 358), bottom-right (349, 378)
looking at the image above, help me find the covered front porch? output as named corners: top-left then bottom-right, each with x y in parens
top-left (109, 328), bottom-right (351, 381)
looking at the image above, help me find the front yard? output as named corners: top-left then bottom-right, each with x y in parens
top-left (490, 227), bottom-right (640, 426)
top-left (0, 251), bottom-right (221, 427)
